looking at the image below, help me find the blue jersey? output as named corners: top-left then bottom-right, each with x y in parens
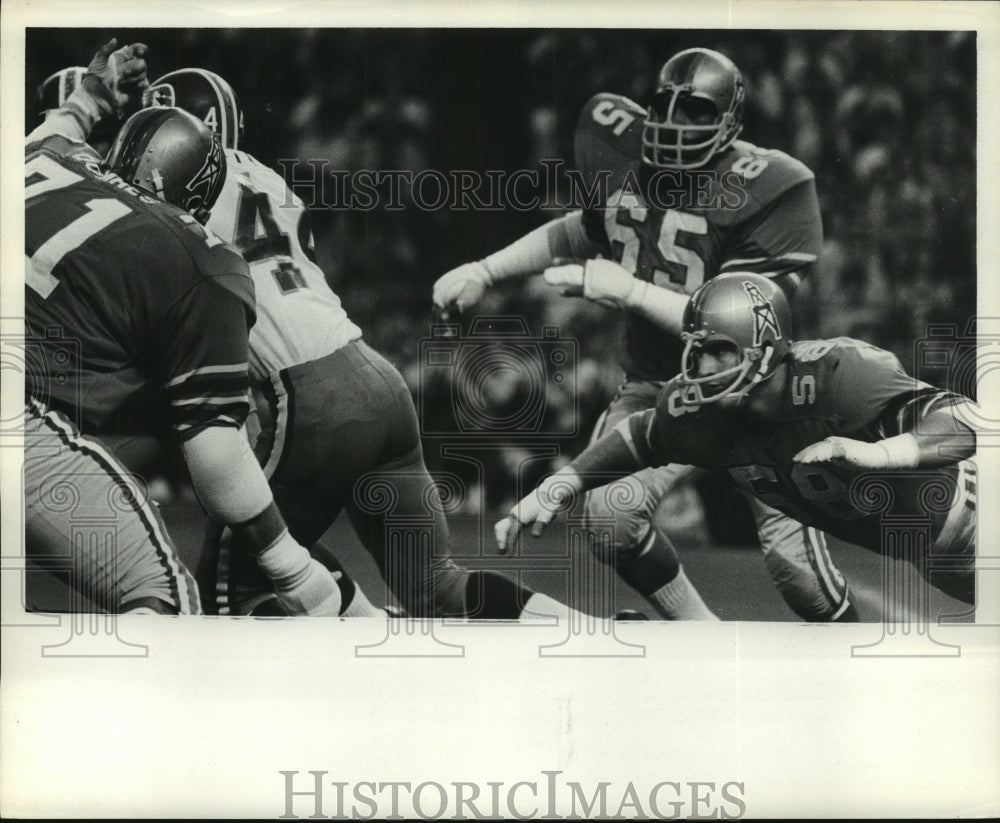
top-left (626, 338), bottom-right (973, 550)
top-left (25, 134), bottom-right (255, 441)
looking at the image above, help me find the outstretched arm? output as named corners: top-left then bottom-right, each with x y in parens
top-left (795, 393), bottom-right (978, 470)
top-left (433, 210), bottom-right (597, 317)
top-left (543, 258), bottom-right (691, 335)
top-left (494, 409), bottom-right (659, 553)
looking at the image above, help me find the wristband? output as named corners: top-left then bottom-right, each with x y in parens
top-left (231, 501), bottom-right (287, 555)
top-left (877, 433), bottom-right (921, 469)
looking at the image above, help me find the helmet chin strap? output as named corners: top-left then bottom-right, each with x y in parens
top-left (728, 345), bottom-right (775, 405)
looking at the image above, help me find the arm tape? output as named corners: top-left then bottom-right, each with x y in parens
top-left (483, 211), bottom-right (596, 282)
top-left (25, 85), bottom-right (111, 147)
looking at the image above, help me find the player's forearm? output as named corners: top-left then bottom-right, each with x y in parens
top-left (907, 403), bottom-right (978, 467)
top-left (568, 427), bottom-right (650, 488)
top-left (25, 84), bottom-right (112, 148)
top-left (180, 423), bottom-right (303, 561)
top-left (182, 425), bottom-right (340, 613)
top-left (625, 281), bottom-right (688, 336)
top-left (483, 210), bottom-right (597, 283)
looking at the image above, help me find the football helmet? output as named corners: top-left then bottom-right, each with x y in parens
top-left (107, 107), bottom-right (226, 223)
top-left (641, 48), bottom-right (745, 170)
top-left (35, 67), bottom-right (87, 120)
top-left (144, 68), bottom-right (244, 150)
top-left (677, 273), bottom-right (791, 405)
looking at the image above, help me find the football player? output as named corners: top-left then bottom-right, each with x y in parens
top-left (435, 47), bottom-right (858, 621)
top-left (497, 274), bottom-right (977, 606)
top-left (25, 40), bottom-right (341, 616)
top-left (143, 67), bottom-right (584, 621)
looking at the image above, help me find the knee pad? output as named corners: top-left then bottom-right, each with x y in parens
top-left (583, 475), bottom-right (657, 564)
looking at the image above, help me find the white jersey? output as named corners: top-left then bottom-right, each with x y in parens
top-left (207, 149), bottom-right (362, 381)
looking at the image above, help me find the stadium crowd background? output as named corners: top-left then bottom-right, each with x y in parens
top-left (26, 28), bottom-right (977, 516)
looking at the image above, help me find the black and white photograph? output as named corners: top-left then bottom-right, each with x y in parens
top-left (3, 1), bottom-right (999, 818)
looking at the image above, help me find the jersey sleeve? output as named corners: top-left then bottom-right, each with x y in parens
top-left (574, 93), bottom-right (646, 254)
top-left (826, 341), bottom-right (932, 435)
top-left (25, 87), bottom-right (107, 166)
top-left (719, 177), bottom-right (823, 299)
top-left (154, 259), bottom-right (255, 441)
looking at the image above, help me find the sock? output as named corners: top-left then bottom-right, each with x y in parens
top-left (831, 598), bottom-right (861, 622)
top-left (341, 583), bottom-right (382, 616)
top-left (646, 568), bottom-right (718, 620)
top-left (519, 591), bottom-right (585, 622)
top-left (615, 528), bottom-right (681, 596)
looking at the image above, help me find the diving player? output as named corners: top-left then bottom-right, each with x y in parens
top-left (25, 40), bottom-right (341, 616)
top-left (434, 47), bottom-right (857, 621)
top-left (143, 67), bottom-right (582, 620)
top-left (497, 274), bottom-right (977, 606)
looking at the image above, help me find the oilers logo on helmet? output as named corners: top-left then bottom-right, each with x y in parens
top-left (185, 131), bottom-right (225, 215)
top-left (743, 280), bottom-right (783, 348)
top-left (107, 107), bottom-right (227, 223)
top-left (676, 273), bottom-right (792, 406)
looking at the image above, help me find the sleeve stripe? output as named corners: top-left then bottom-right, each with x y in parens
top-left (170, 394), bottom-right (249, 407)
top-left (720, 252), bottom-right (817, 270)
top-left (175, 414), bottom-right (244, 432)
top-left (611, 418), bottom-right (643, 463)
top-left (164, 363), bottom-right (248, 389)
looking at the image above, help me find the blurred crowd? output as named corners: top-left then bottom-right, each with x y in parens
top-left (27, 29), bottom-right (977, 513)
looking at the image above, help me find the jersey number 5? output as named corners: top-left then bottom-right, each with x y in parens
top-left (25, 155), bottom-right (131, 299)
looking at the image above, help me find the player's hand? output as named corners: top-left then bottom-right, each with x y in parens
top-left (543, 258), bottom-right (647, 310)
top-left (83, 38), bottom-right (149, 112)
top-left (432, 261), bottom-right (494, 318)
top-left (794, 436), bottom-right (894, 470)
top-left (494, 470), bottom-right (582, 554)
top-left (273, 559), bottom-right (343, 616)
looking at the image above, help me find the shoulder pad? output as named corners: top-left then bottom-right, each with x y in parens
top-left (225, 148), bottom-right (303, 207)
top-left (794, 336), bottom-right (900, 372)
top-left (26, 133), bottom-right (103, 169)
top-left (574, 93), bottom-right (644, 186)
top-left (709, 140), bottom-right (815, 218)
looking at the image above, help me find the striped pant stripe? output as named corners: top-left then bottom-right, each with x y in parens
top-left (29, 399), bottom-right (201, 614)
top-left (802, 525), bottom-right (850, 616)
